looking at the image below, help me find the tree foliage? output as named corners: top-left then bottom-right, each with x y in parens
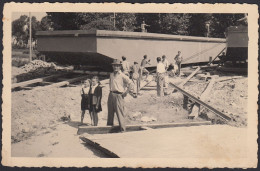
top-left (12, 13), bottom-right (248, 48)
top-left (12, 15), bottom-right (41, 47)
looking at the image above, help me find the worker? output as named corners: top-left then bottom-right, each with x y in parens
top-left (174, 51), bottom-right (183, 76)
top-left (121, 56), bottom-right (130, 76)
top-left (218, 52), bottom-right (226, 66)
top-left (162, 55), bottom-right (169, 94)
top-left (141, 21), bottom-right (150, 32)
top-left (132, 61), bottom-right (141, 96)
top-left (156, 57), bottom-right (166, 97)
top-left (107, 59), bottom-right (134, 132)
top-left (140, 55), bottom-right (150, 80)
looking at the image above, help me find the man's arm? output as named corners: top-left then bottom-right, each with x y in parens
top-left (122, 75), bottom-right (134, 97)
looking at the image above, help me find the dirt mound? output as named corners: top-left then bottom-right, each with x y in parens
top-left (12, 60), bottom-right (73, 83)
top-left (21, 60), bottom-right (57, 73)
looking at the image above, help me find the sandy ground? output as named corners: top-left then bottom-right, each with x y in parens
top-left (11, 67), bottom-right (248, 157)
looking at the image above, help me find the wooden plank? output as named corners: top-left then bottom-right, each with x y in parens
top-left (179, 66), bottom-right (201, 87)
top-left (216, 76), bottom-right (244, 82)
top-left (72, 70), bottom-right (110, 76)
top-left (189, 76), bottom-right (216, 119)
top-left (33, 75), bottom-right (88, 91)
top-left (12, 73), bottom-right (65, 89)
top-left (169, 82), bottom-right (231, 121)
top-left (79, 136), bottom-right (119, 158)
top-left (77, 121), bottom-right (211, 135)
top-left (80, 125), bottom-right (246, 158)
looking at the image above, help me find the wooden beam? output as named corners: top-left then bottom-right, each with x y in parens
top-left (72, 70), bottom-right (110, 76)
top-left (80, 136), bottom-right (120, 158)
top-left (216, 76), bottom-right (244, 82)
top-left (189, 76), bottom-right (216, 119)
top-left (33, 75), bottom-right (88, 91)
top-left (12, 73), bottom-right (65, 89)
top-left (77, 121), bottom-right (211, 135)
top-left (169, 82), bottom-right (231, 121)
top-left (140, 75), bottom-right (153, 90)
top-left (179, 67), bottom-right (201, 88)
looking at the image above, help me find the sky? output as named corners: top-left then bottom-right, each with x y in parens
top-left (12, 12), bottom-right (47, 21)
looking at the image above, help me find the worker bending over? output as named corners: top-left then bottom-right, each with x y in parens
top-left (107, 59), bottom-right (134, 132)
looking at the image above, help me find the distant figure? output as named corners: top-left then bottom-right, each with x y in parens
top-left (107, 59), bottom-right (134, 132)
top-left (140, 55), bottom-right (150, 80)
top-left (132, 61), bottom-right (141, 96)
top-left (156, 57), bottom-right (166, 97)
top-left (174, 51), bottom-right (183, 76)
top-left (141, 21), bottom-right (150, 32)
top-left (121, 56), bottom-right (130, 76)
top-left (80, 79), bottom-right (91, 125)
top-left (162, 55), bottom-right (169, 92)
top-left (218, 52), bottom-right (226, 66)
top-left (89, 76), bottom-right (102, 126)
top-left (162, 55), bottom-right (169, 71)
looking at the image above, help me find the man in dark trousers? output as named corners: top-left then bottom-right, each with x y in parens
top-left (174, 51), bottom-right (183, 76)
top-left (140, 55), bottom-right (150, 80)
top-left (107, 59), bottom-right (134, 132)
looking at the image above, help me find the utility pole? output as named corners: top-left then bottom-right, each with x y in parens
top-left (113, 12), bottom-right (116, 29)
top-left (205, 21), bottom-right (210, 37)
top-left (29, 12), bottom-right (32, 61)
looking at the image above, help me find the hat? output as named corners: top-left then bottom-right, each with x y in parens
top-left (111, 59), bottom-right (122, 65)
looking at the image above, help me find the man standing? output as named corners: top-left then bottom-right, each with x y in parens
top-left (121, 56), bottom-right (130, 76)
top-left (140, 55), bottom-right (150, 80)
top-left (156, 57), bottom-right (166, 97)
top-left (174, 51), bottom-right (183, 76)
top-left (162, 55), bottom-right (169, 93)
top-left (132, 61), bottom-right (141, 96)
top-left (107, 59), bottom-right (134, 132)
top-left (141, 21), bottom-right (150, 32)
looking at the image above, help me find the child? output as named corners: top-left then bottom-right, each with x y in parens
top-left (88, 76), bottom-right (102, 126)
top-left (80, 79), bottom-right (90, 125)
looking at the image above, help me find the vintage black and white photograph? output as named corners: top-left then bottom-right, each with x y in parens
top-left (2, 3), bottom-right (258, 168)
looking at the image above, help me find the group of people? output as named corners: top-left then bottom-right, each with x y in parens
top-left (80, 51), bottom-right (183, 132)
top-left (80, 59), bottom-right (134, 132)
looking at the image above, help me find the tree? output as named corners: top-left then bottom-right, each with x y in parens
top-left (210, 14), bottom-right (247, 38)
top-left (47, 12), bottom-right (80, 30)
top-left (115, 13), bottom-right (137, 31)
top-left (188, 14), bottom-right (212, 37)
top-left (12, 15), bottom-right (41, 47)
top-left (160, 13), bottom-right (190, 35)
top-left (12, 15), bottom-right (29, 47)
top-left (40, 16), bottom-right (53, 31)
top-left (80, 18), bottom-right (114, 30)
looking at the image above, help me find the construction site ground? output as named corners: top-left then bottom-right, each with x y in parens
top-left (11, 65), bottom-right (248, 157)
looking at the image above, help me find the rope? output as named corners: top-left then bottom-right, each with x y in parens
top-left (182, 43), bottom-right (224, 63)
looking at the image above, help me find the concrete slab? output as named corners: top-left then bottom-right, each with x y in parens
top-left (80, 125), bottom-right (247, 158)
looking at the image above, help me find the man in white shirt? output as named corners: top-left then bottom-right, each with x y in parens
top-left (107, 59), bottom-right (134, 132)
top-left (162, 55), bottom-right (169, 90)
top-left (156, 57), bottom-right (166, 97)
top-left (121, 56), bottom-right (130, 76)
